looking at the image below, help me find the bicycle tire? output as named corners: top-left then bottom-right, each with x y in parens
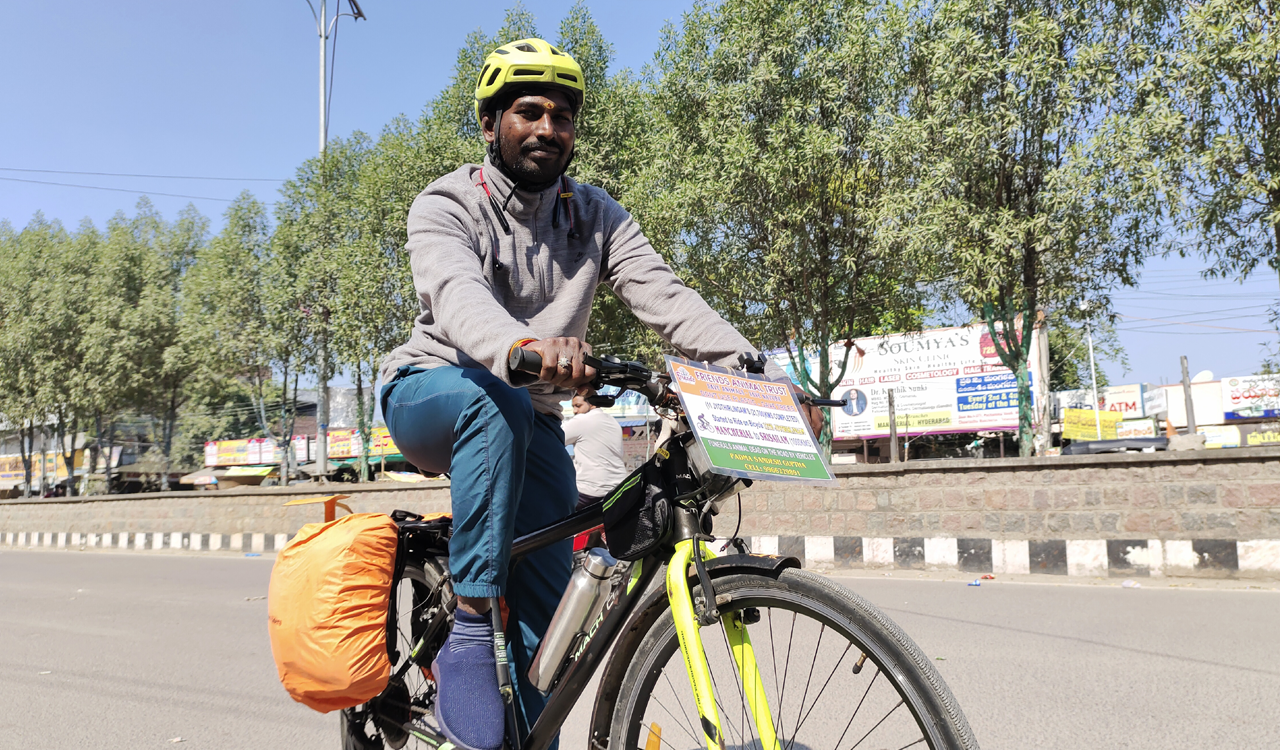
top-left (608, 568), bottom-right (979, 750)
top-left (341, 558), bottom-right (451, 750)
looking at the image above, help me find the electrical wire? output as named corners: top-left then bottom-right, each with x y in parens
top-left (0, 167), bottom-right (283, 182)
top-left (1115, 313), bottom-right (1278, 333)
top-left (0, 176), bottom-right (235, 202)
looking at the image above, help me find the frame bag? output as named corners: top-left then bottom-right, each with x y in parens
top-left (601, 442), bottom-right (695, 561)
top-left (267, 513), bottom-right (399, 713)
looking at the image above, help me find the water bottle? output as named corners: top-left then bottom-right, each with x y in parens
top-left (527, 548), bottom-right (618, 693)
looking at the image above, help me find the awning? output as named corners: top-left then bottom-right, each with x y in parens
top-left (225, 465), bottom-right (276, 477)
top-left (179, 468), bottom-right (223, 485)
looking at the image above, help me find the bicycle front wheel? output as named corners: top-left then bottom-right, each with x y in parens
top-left (609, 568), bottom-right (978, 750)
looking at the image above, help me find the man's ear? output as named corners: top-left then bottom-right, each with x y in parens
top-left (480, 111), bottom-right (496, 144)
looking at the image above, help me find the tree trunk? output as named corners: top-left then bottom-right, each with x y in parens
top-left (1015, 359), bottom-right (1034, 457)
top-left (89, 412), bottom-right (103, 490)
top-left (60, 416), bottom-right (79, 496)
top-left (104, 420), bottom-right (116, 493)
top-left (355, 368), bottom-right (369, 483)
top-left (38, 426), bottom-right (48, 495)
top-left (19, 422), bottom-right (33, 498)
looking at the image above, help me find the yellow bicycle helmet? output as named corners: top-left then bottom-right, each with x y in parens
top-left (473, 38), bottom-right (586, 124)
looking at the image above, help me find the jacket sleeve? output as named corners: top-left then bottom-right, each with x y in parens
top-left (406, 188), bottom-right (539, 385)
top-left (599, 198), bottom-right (789, 383)
top-left (562, 414), bottom-right (585, 446)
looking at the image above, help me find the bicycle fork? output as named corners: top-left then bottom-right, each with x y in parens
top-left (665, 539), bottom-right (782, 750)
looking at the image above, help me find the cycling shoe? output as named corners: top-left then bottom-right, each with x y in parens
top-left (431, 609), bottom-right (505, 750)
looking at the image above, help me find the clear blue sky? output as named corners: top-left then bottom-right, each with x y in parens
top-left (4, 0), bottom-right (1275, 389)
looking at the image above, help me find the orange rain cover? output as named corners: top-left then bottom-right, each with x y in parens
top-left (267, 512), bottom-right (399, 713)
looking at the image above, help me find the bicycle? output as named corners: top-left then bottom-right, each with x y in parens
top-left (341, 350), bottom-right (979, 750)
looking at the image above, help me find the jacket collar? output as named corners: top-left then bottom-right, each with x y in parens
top-left (480, 154), bottom-right (563, 221)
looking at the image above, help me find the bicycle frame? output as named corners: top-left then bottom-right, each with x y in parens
top-left (395, 499), bottom-right (781, 750)
top-left (391, 351), bottom-right (797, 750)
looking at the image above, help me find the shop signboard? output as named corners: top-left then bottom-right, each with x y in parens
top-left (1243, 422), bottom-right (1280, 447)
top-left (668, 356), bottom-right (834, 484)
top-left (771, 324), bottom-right (1044, 440)
top-left (1116, 418), bottom-right (1158, 440)
top-left (1222, 375), bottom-right (1280, 421)
top-left (1062, 409), bottom-right (1122, 440)
top-left (1055, 384), bottom-right (1146, 419)
top-left (216, 439), bottom-right (251, 466)
top-left (327, 429), bottom-right (360, 459)
top-left (291, 434), bottom-right (310, 463)
top-left (1198, 425), bottom-right (1241, 449)
top-left (0, 451), bottom-right (86, 482)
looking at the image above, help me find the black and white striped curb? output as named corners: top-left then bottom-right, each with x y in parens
top-left (744, 536), bottom-right (1280, 576)
top-left (6, 531), bottom-right (1280, 575)
top-left (1, 531), bottom-right (292, 553)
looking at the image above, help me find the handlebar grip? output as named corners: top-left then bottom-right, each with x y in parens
top-left (808, 398), bottom-right (847, 408)
top-left (509, 347), bottom-right (543, 374)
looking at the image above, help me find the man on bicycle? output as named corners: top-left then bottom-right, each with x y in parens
top-left (379, 37), bottom-right (819, 750)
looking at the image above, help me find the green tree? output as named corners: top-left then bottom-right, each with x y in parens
top-left (882, 0), bottom-right (1166, 455)
top-left (643, 0), bottom-right (929, 448)
top-left (183, 192), bottom-right (304, 479)
top-left (0, 219), bottom-right (45, 496)
top-left (1168, 1), bottom-right (1280, 286)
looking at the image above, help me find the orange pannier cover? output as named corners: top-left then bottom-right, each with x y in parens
top-left (268, 512), bottom-right (399, 713)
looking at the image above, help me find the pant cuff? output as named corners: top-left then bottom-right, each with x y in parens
top-left (452, 581), bottom-right (503, 599)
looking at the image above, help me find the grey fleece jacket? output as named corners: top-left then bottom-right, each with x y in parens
top-left (380, 156), bottom-right (787, 416)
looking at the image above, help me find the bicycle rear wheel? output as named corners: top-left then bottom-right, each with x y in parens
top-left (609, 568), bottom-right (978, 750)
top-left (341, 557), bottom-right (453, 750)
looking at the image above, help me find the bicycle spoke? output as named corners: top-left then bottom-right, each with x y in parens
top-left (659, 670), bottom-right (704, 747)
top-left (833, 666), bottom-right (881, 749)
top-left (847, 698), bottom-right (905, 750)
top-left (782, 624), bottom-right (827, 750)
top-left (790, 641), bottom-right (852, 739)
top-left (774, 611), bottom-right (797, 742)
top-left (705, 643), bottom-right (746, 750)
top-left (896, 738), bottom-right (927, 750)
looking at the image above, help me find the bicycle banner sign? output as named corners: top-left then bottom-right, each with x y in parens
top-left (666, 355), bottom-right (835, 484)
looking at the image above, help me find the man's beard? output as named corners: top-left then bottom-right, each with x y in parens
top-left (500, 137), bottom-right (570, 190)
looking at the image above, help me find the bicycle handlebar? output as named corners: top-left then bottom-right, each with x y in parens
top-left (508, 346), bottom-right (849, 409)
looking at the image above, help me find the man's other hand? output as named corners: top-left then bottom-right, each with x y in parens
top-left (525, 337), bottom-right (596, 388)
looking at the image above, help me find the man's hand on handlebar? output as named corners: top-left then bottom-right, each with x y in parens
top-left (524, 337), bottom-right (597, 388)
top-left (789, 383), bottom-right (827, 437)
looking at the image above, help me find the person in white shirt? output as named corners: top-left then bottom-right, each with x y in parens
top-left (563, 389), bottom-right (628, 507)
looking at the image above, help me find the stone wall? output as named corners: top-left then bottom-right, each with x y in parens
top-left (738, 447), bottom-right (1280, 542)
top-left (0, 481), bottom-right (452, 536)
top-left (3, 447), bottom-right (1278, 542)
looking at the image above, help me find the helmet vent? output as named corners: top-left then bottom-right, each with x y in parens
top-left (557, 73), bottom-right (578, 83)
top-left (486, 67), bottom-right (503, 86)
top-left (512, 68), bottom-right (544, 77)
top-left (494, 48), bottom-right (510, 55)
top-left (550, 46), bottom-right (565, 56)
top-left (514, 42), bottom-right (538, 53)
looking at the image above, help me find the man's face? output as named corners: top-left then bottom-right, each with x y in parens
top-left (482, 90), bottom-right (575, 185)
top-left (572, 395), bottom-right (592, 414)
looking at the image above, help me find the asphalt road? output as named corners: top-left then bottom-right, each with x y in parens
top-left (2, 549), bottom-right (1278, 749)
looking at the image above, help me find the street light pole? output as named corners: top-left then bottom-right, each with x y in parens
top-left (1085, 320), bottom-right (1102, 440)
top-left (303, 0), bottom-right (364, 483)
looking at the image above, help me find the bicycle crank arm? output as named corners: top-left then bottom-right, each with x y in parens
top-left (665, 539), bottom-right (726, 750)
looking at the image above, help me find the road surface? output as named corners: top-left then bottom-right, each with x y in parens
top-left (2, 549), bottom-right (1277, 749)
